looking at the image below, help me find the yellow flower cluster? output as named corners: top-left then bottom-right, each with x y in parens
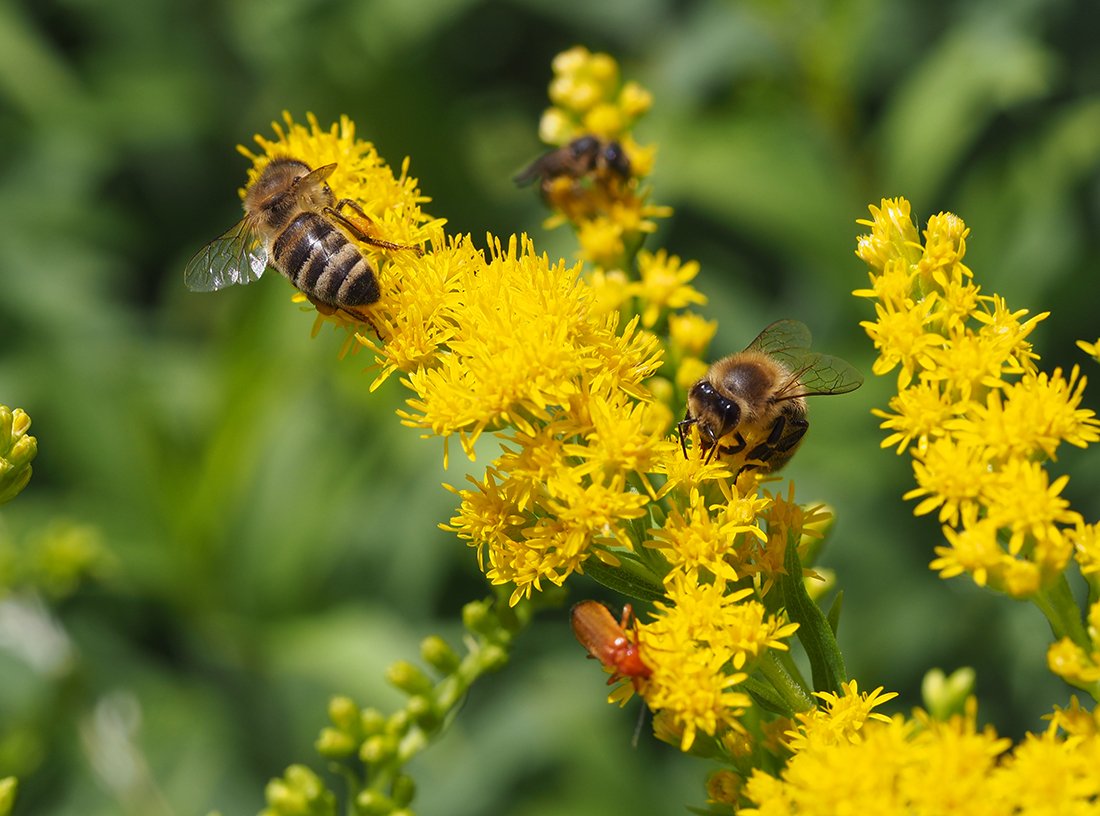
top-left (738, 690), bottom-right (1100, 816)
top-left (854, 198), bottom-right (1100, 599)
top-left (235, 50), bottom-right (840, 760)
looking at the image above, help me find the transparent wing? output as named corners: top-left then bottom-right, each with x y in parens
top-left (184, 218), bottom-right (268, 292)
top-left (745, 319), bottom-right (812, 357)
top-left (779, 351), bottom-right (864, 398)
top-left (748, 320), bottom-right (864, 399)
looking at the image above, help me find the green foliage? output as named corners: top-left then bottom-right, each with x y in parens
top-left (1, 0), bottom-right (1098, 813)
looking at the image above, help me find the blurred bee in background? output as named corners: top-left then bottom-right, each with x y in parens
top-left (514, 135), bottom-right (632, 220)
top-left (185, 157), bottom-right (418, 326)
top-left (678, 320), bottom-right (863, 472)
top-left (514, 135), bottom-right (631, 192)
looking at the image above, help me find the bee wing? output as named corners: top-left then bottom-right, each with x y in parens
top-left (513, 151), bottom-right (555, 186)
top-left (745, 319), bottom-right (812, 356)
top-left (748, 320), bottom-right (864, 399)
top-left (779, 352), bottom-right (864, 398)
top-left (184, 218), bottom-right (268, 292)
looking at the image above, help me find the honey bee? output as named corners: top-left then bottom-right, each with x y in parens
top-left (571, 600), bottom-right (652, 692)
top-left (678, 319), bottom-right (863, 471)
top-left (513, 135), bottom-right (631, 193)
top-left (184, 157), bottom-right (417, 324)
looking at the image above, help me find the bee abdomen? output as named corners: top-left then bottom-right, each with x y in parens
top-left (273, 212), bottom-right (380, 307)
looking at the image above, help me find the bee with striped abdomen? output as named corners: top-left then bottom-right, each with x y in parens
top-left (185, 158), bottom-right (417, 324)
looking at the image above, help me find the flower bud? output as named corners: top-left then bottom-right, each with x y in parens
top-left (327, 695), bottom-right (359, 731)
top-left (355, 789), bottom-right (393, 815)
top-left (421, 635), bottom-right (460, 675)
top-left (391, 774), bottom-right (416, 808)
top-left (315, 727), bottom-right (356, 759)
top-left (386, 660), bottom-right (433, 696)
top-left (359, 735), bottom-right (396, 765)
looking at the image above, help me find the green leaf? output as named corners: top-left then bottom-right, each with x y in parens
top-left (582, 552), bottom-right (667, 604)
top-left (742, 675), bottom-right (793, 717)
top-left (780, 533), bottom-right (846, 694)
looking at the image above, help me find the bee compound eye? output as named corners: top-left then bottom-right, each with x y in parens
top-left (719, 398), bottom-right (740, 427)
top-left (691, 380), bottom-right (715, 399)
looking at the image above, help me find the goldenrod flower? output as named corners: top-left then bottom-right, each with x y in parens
top-left (239, 61), bottom-right (848, 763)
top-left (631, 249), bottom-right (708, 328)
top-left (784, 680), bottom-right (897, 752)
top-left (644, 488), bottom-right (767, 583)
top-left (1048, 637), bottom-right (1100, 685)
top-left (856, 198), bottom-right (1100, 597)
top-left (668, 311), bottom-right (718, 359)
top-left (737, 697), bottom-right (1100, 816)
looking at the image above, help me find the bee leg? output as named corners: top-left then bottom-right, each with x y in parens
top-left (745, 416), bottom-right (809, 467)
top-left (720, 433), bottom-right (747, 457)
top-left (676, 416), bottom-right (697, 458)
top-left (306, 295), bottom-right (381, 339)
top-left (340, 307), bottom-right (381, 340)
top-left (329, 200), bottom-right (424, 256)
top-left (704, 429), bottom-right (739, 465)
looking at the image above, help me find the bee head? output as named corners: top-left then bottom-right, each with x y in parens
top-left (244, 158), bottom-right (314, 213)
top-left (599, 141), bottom-right (631, 178)
top-left (690, 379), bottom-right (741, 443)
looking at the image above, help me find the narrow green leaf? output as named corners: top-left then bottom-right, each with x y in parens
top-left (742, 675), bottom-right (793, 717)
top-left (780, 533), bottom-right (846, 694)
top-left (582, 553), bottom-right (667, 604)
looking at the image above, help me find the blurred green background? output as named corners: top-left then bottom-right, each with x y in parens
top-left (2, 0), bottom-right (1099, 813)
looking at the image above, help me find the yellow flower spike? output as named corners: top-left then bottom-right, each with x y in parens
top-left (861, 296), bottom-right (943, 389)
top-left (931, 516), bottom-right (1002, 586)
top-left (548, 50), bottom-right (617, 114)
top-left (643, 647), bottom-right (750, 753)
top-left (1069, 521), bottom-right (1100, 580)
top-left (576, 216), bottom-right (626, 266)
top-left (946, 366), bottom-right (1100, 463)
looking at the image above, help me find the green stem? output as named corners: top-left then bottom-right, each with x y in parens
top-left (757, 651), bottom-right (815, 713)
top-left (1033, 574), bottom-right (1089, 647)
